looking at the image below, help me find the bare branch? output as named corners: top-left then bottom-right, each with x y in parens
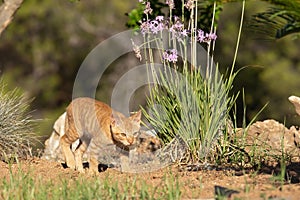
top-left (0, 0), bottom-right (23, 36)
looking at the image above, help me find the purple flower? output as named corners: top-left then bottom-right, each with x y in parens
top-left (140, 18), bottom-right (166, 34)
top-left (197, 29), bottom-right (205, 43)
top-left (138, 13), bottom-right (217, 44)
top-left (149, 20), bottom-right (165, 34)
top-left (169, 18), bottom-right (184, 35)
top-left (166, 0), bottom-right (174, 9)
top-left (184, 0), bottom-right (194, 10)
top-left (156, 16), bottom-right (164, 22)
top-left (163, 49), bottom-right (178, 63)
top-left (156, 22), bottom-right (165, 32)
top-left (196, 29), bottom-right (217, 43)
top-left (140, 20), bottom-right (150, 34)
top-left (144, 1), bottom-right (153, 15)
top-left (208, 33), bottom-right (217, 41)
top-left (170, 49), bottom-right (177, 55)
top-left (149, 20), bottom-right (159, 33)
top-left (181, 29), bottom-right (189, 37)
top-left (174, 21), bottom-right (183, 30)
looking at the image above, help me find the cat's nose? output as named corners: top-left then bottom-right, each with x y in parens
top-left (128, 137), bottom-right (134, 144)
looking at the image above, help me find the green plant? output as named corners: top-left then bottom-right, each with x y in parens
top-left (270, 128), bottom-right (290, 187)
top-left (251, 0), bottom-right (300, 39)
top-left (0, 80), bottom-right (38, 160)
top-left (126, 0), bottom-right (224, 33)
top-left (128, 0), bottom-right (300, 40)
top-left (212, 87), bottom-right (272, 169)
top-left (0, 164), bottom-right (184, 200)
top-left (132, 0), bottom-right (243, 163)
top-left (158, 172), bottom-right (181, 200)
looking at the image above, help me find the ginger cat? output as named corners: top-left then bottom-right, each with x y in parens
top-left (42, 112), bottom-right (82, 162)
top-left (60, 97), bottom-right (141, 173)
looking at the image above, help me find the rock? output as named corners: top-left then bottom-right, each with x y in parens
top-left (121, 135), bottom-right (188, 173)
top-left (237, 119), bottom-right (300, 159)
top-left (133, 130), bottom-right (162, 153)
top-left (289, 95), bottom-right (300, 116)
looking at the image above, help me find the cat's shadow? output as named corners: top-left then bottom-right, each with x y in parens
top-left (61, 162), bottom-right (108, 173)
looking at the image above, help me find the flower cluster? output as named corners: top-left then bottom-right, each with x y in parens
top-left (140, 16), bottom-right (166, 35)
top-left (197, 30), bottom-right (217, 43)
top-left (144, 1), bottom-right (153, 15)
top-left (163, 49), bottom-right (178, 63)
top-left (184, 0), bottom-right (194, 10)
top-left (140, 15), bottom-right (189, 38)
top-left (135, 0), bottom-right (217, 63)
top-left (140, 15), bottom-right (216, 44)
top-left (169, 17), bottom-right (189, 42)
top-left (166, 0), bottom-right (175, 9)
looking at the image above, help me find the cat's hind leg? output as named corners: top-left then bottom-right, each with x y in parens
top-left (86, 140), bottom-right (99, 174)
top-left (74, 141), bottom-right (87, 173)
top-left (88, 156), bottom-right (99, 175)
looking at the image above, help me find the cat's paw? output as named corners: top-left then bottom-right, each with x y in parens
top-left (77, 168), bottom-right (86, 173)
top-left (76, 165), bottom-right (85, 173)
top-left (66, 161), bottom-right (76, 170)
top-left (87, 168), bottom-right (98, 175)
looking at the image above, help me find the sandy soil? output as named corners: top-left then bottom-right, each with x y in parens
top-left (1, 157), bottom-right (300, 199)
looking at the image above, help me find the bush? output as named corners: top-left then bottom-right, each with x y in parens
top-left (0, 80), bottom-right (37, 160)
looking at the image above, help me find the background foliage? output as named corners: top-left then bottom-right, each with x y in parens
top-left (215, 1), bottom-right (300, 126)
top-left (0, 0), bottom-right (299, 145)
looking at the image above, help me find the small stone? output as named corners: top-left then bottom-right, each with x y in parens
top-left (289, 95), bottom-right (300, 116)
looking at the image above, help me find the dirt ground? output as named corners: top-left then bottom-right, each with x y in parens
top-left (1, 157), bottom-right (300, 199)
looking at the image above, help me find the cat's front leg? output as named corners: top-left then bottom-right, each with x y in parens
top-left (60, 135), bottom-right (76, 169)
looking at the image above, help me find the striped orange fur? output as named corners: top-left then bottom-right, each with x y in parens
top-left (60, 97), bottom-right (141, 174)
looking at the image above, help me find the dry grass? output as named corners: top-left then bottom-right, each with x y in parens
top-left (0, 82), bottom-right (38, 160)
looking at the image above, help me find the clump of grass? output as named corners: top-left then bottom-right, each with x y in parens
top-left (145, 63), bottom-right (238, 162)
top-left (0, 165), bottom-right (181, 200)
top-left (1, 165), bottom-right (36, 199)
top-left (212, 90), bottom-right (270, 168)
top-left (0, 80), bottom-right (37, 160)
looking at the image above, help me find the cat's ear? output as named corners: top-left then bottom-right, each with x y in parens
top-left (130, 110), bottom-right (142, 124)
top-left (111, 112), bottom-right (119, 126)
top-left (111, 115), bottom-right (116, 126)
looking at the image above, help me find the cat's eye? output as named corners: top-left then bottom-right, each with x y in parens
top-left (120, 132), bottom-right (126, 137)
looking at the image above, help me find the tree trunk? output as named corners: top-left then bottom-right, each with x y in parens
top-left (0, 0), bottom-right (23, 36)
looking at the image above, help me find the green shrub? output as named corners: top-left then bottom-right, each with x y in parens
top-left (0, 80), bottom-right (37, 159)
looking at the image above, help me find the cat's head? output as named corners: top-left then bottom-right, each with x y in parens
top-left (110, 110), bottom-right (142, 147)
